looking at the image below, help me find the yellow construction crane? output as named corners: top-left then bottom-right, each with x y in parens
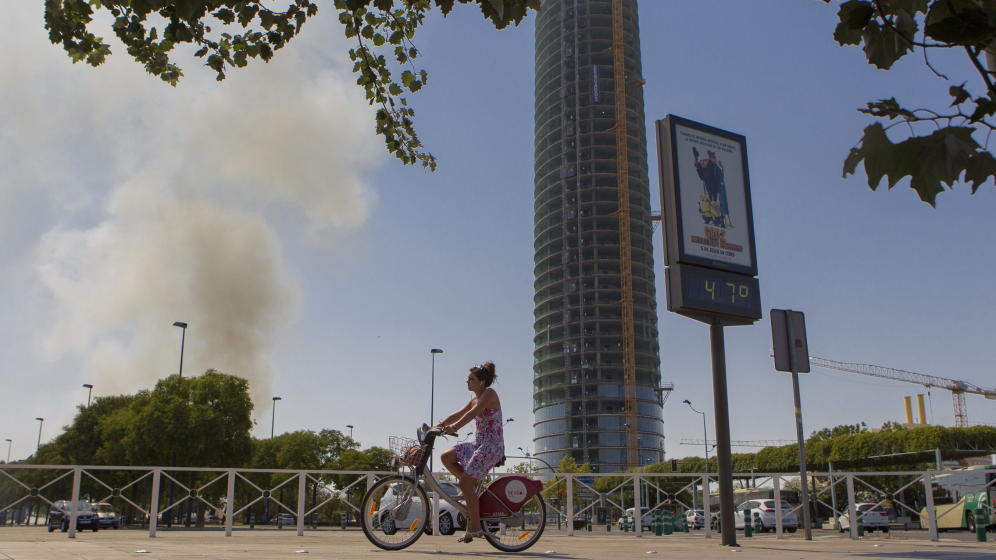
top-left (808, 356), bottom-right (996, 427)
top-left (611, 0), bottom-right (639, 468)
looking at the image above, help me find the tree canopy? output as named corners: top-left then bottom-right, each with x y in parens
top-left (44, 0), bottom-right (538, 171)
top-left (825, 0), bottom-right (996, 204)
top-left (28, 370), bottom-right (254, 467)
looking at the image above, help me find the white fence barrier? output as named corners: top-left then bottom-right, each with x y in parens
top-left (1, 465), bottom-right (992, 542)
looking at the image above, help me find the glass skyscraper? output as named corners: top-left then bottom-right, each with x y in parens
top-left (532, 0), bottom-right (663, 472)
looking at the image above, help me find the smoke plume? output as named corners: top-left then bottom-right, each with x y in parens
top-left (2, 2), bottom-right (380, 409)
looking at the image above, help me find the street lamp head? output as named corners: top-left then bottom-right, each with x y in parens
top-left (346, 424), bottom-right (354, 429)
top-left (172, 321), bottom-right (188, 329)
top-left (4, 439), bottom-right (10, 443)
top-left (430, 348), bottom-right (443, 354)
top-left (682, 399), bottom-right (691, 405)
top-left (506, 417), bottom-right (514, 423)
top-left (35, 418), bottom-right (43, 422)
top-left (272, 396), bottom-right (282, 401)
top-left (82, 383), bottom-right (93, 389)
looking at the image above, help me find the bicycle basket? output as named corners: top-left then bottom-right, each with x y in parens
top-left (389, 436), bottom-right (422, 467)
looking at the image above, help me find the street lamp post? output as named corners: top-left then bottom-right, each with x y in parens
top-left (683, 399), bottom-right (709, 524)
top-left (429, 348), bottom-right (443, 472)
top-left (172, 322), bottom-right (188, 376)
top-left (82, 384), bottom-right (93, 407)
top-left (167, 321), bottom-right (187, 527)
top-left (346, 425), bottom-right (354, 439)
top-left (4, 439), bottom-right (11, 463)
top-left (271, 397), bottom-right (282, 439)
top-left (682, 400), bottom-right (709, 471)
top-left (34, 418), bottom-right (44, 453)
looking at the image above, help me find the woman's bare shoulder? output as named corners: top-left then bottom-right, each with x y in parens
top-left (482, 387), bottom-right (501, 408)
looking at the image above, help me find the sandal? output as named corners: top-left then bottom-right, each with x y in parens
top-left (457, 530), bottom-right (484, 543)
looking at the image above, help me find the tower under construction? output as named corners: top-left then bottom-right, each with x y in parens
top-left (532, 0), bottom-right (663, 472)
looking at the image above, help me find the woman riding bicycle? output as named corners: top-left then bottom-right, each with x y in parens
top-left (437, 361), bottom-right (504, 543)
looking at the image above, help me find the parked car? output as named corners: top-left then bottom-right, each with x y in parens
top-left (617, 507), bottom-right (652, 530)
top-left (47, 500), bottom-right (99, 532)
top-left (733, 500), bottom-right (798, 533)
top-left (91, 502), bottom-right (119, 529)
top-left (376, 480), bottom-right (466, 536)
top-left (838, 503), bottom-right (890, 533)
top-left (683, 509), bottom-right (707, 529)
top-left (275, 513), bottom-right (295, 526)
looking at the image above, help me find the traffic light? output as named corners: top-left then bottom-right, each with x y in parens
top-left (670, 459), bottom-right (678, 472)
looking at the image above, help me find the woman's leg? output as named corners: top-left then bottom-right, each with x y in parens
top-left (457, 472), bottom-right (481, 541)
top-left (440, 448), bottom-right (464, 478)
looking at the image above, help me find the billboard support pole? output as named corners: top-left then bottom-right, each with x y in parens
top-left (710, 318), bottom-right (736, 547)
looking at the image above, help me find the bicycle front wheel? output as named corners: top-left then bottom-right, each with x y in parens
top-left (482, 493), bottom-right (546, 552)
top-left (360, 475), bottom-right (429, 551)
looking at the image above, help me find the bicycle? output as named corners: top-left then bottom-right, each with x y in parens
top-left (359, 424), bottom-right (547, 552)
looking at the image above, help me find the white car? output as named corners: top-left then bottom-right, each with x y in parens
top-left (377, 480), bottom-right (466, 536)
top-left (838, 503), bottom-right (890, 533)
top-left (616, 507), bottom-right (652, 530)
top-left (682, 509), bottom-right (707, 529)
top-left (733, 500), bottom-right (798, 533)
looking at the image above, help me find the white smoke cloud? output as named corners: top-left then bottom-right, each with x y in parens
top-left (2, 2), bottom-right (381, 408)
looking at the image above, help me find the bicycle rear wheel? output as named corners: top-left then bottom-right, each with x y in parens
top-left (482, 493), bottom-right (546, 552)
top-left (360, 475), bottom-right (429, 551)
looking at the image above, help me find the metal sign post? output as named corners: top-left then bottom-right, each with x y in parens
top-left (770, 309), bottom-right (812, 540)
top-left (657, 115), bottom-right (760, 547)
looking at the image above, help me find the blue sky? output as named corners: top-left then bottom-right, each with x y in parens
top-left (2, 1), bottom-right (994, 467)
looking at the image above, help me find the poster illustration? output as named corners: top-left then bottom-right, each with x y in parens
top-left (671, 121), bottom-right (754, 273)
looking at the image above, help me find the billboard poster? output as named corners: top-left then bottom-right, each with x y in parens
top-left (657, 115), bottom-right (757, 276)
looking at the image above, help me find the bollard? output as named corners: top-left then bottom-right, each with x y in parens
top-left (714, 513), bottom-right (722, 534)
top-left (976, 509), bottom-right (987, 542)
top-left (857, 517), bottom-right (864, 537)
top-left (311, 512), bottom-right (318, 530)
top-left (662, 512), bottom-right (673, 536)
top-left (653, 511), bottom-right (662, 536)
top-left (341, 513), bottom-right (347, 530)
top-left (744, 512), bottom-right (753, 538)
top-left (607, 518), bottom-right (611, 532)
top-left (587, 518), bottom-right (592, 532)
top-left (249, 513), bottom-right (255, 529)
top-left (754, 512), bottom-right (763, 535)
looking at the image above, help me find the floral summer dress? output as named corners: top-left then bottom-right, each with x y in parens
top-left (454, 407), bottom-right (505, 479)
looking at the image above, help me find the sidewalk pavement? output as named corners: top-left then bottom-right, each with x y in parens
top-left (0, 527), bottom-right (992, 560)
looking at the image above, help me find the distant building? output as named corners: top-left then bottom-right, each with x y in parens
top-left (531, 0), bottom-right (663, 472)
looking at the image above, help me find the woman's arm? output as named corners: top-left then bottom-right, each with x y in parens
top-left (446, 389), bottom-right (499, 433)
top-left (437, 398), bottom-right (474, 427)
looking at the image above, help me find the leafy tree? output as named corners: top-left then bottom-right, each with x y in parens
top-left (824, 0), bottom-right (996, 204)
top-left (43, 0), bottom-right (538, 171)
top-left (111, 370), bottom-right (255, 467)
top-left (809, 422), bottom-right (867, 442)
top-left (508, 461), bottom-right (537, 474)
top-left (541, 455), bottom-right (591, 506)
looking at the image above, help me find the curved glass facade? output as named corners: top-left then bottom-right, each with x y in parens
top-left (532, 0), bottom-right (663, 473)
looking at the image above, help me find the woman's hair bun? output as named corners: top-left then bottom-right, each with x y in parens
top-left (472, 361), bottom-right (497, 387)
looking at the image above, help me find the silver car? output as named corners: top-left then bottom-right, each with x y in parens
top-left (377, 480), bottom-right (466, 536)
top-left (734, 500), bottom-right (798, 533)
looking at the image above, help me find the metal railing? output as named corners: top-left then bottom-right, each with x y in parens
top-left (2, 464), bottom-right (992, 542)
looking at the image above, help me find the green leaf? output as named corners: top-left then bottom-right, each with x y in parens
top-left (949, 83), bottom-right (971, 106)
top-left (964, 151), bottom-right (996, 193)
top-left (861, 19), bottom-right (912, 69)
top-left (844, 123), bottom-right (989, 205)
top-left (924, 0), bottom-right (993, 45)
top-left (968, 95), bottom-right (996, 122)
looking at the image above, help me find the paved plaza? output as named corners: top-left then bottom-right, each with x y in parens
top-left (0, 527), bottom-right (993, 560)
